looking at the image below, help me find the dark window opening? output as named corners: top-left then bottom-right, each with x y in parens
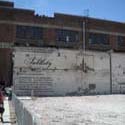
top-left (16, 25), bottom-right (43, 47)
top-left (117, 36), bottom-right (125, 47)
top-left (16, 25), bottom-right (43, 40)
top-left (89, 33), bottom-right (109, 45)
top-left (56, 29), bottom-right (79, 43)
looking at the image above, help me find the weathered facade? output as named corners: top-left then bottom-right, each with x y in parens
top-left (13, 47), bottom-right (125, 96)
top-left (0, 1), bottom-right (125, 86)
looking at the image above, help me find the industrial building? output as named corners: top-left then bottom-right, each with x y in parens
top-left (0, 1), bottom-right (125, 86)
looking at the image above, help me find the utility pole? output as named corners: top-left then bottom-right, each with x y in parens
top-left (83, 9), bottom-right (89, 72)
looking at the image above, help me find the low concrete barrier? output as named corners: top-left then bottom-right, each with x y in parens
top-left (12, 94), bottom-right (41, 125)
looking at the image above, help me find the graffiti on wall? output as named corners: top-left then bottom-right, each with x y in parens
top-left (24, 56), bottom-right (52, 69)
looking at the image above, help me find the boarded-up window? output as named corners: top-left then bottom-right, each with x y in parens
top-left (89, 84), bottom-right (96, 90)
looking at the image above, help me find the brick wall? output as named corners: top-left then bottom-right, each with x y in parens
top-left (43, 28), bottom-right (56, 46)
top-left (14, 9), bottom-right (34, 23)
top-left (0, 23), bottom-right (15, 42)
top-left (0, 49), bottom-right (12, 85)
top-left (0, 1), bottom-right (14, 8)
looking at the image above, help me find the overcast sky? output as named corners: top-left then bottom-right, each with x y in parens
top-left (10, 0), bottom-right (125, 22)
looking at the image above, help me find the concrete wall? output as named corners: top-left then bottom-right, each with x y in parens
top-left (12, 47), bottom-right (125, 96)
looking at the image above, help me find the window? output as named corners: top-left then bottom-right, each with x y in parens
top-left (16, 25), bottom-right (43, 40)
top-left (56, 29), bottom-right (79, 43)
top-left (16, 25), bottom-right (43, 47)
top-left (89, 33), bottom-right (109, 45)
top-left (117, 36), bottom-right (125, 47)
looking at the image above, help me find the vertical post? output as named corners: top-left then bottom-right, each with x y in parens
top-left (108, 50), bottom-right (112, 94)
top-left (31, 78), bottom-right (34, 99)
top-left (83, 21), bottom-right (86, 71)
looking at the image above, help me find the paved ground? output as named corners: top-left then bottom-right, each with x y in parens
top-left (21, 95), bottom-right (125, 125)
top-left (0, 98), bottom-right (17, 125)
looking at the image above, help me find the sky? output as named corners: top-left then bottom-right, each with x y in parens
top-left (8, 0), bottom-right (125, 22)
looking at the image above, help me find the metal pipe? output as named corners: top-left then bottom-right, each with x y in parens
top-left (108, 50), bottom-right (112, 94)
top-left (83, 21), bottom-right (86, 71)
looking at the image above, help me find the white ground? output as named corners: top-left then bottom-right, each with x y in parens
top-left (21, 95), bottom-right (125, 125)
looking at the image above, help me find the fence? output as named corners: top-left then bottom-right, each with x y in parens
top-left (12, 93), bottom-right (42, 125)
